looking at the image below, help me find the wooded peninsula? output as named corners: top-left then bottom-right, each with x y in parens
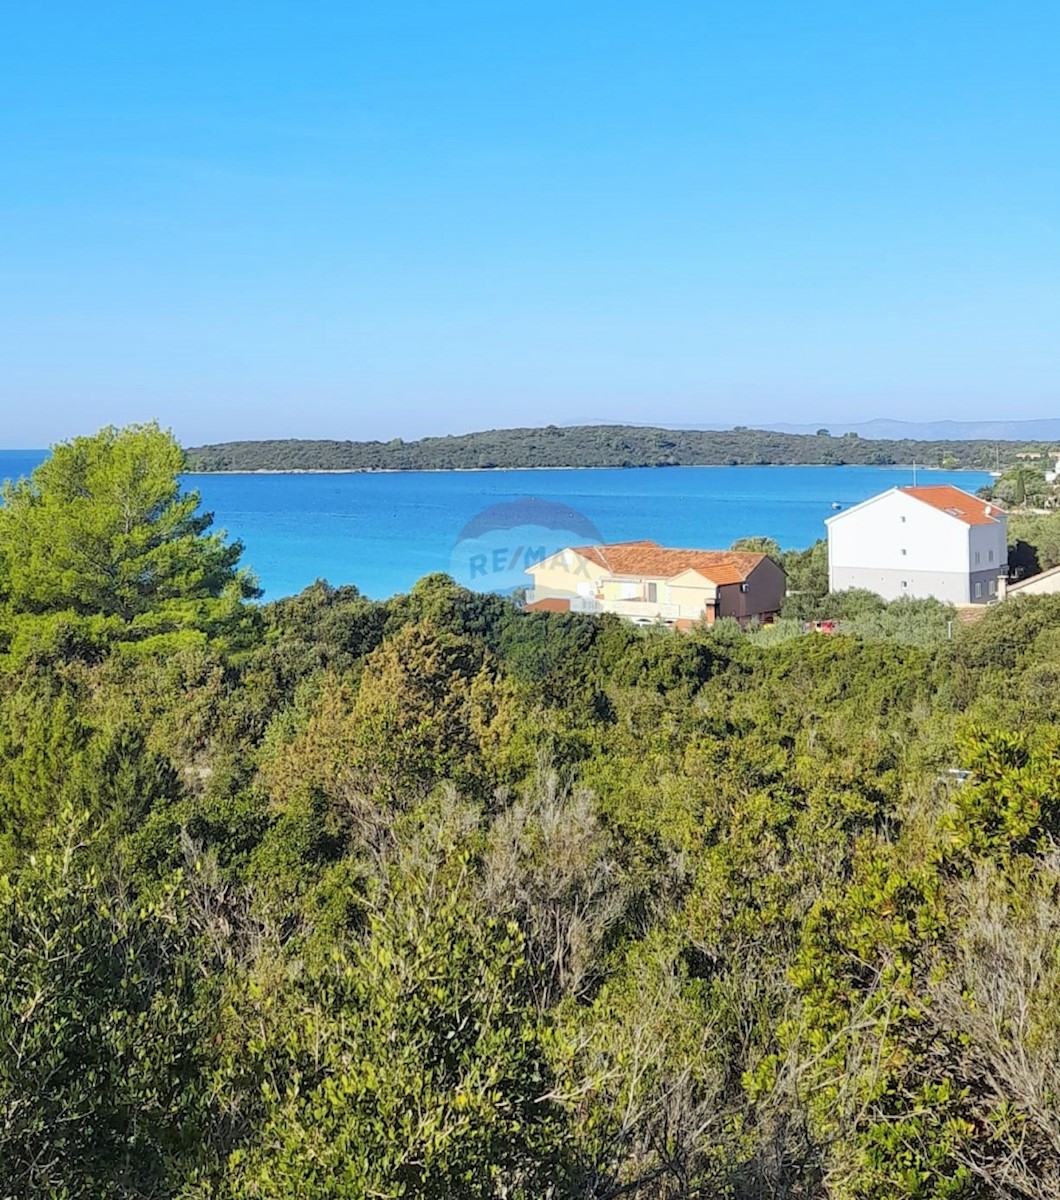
top-left (185, 424), bottom-right (1042, 472)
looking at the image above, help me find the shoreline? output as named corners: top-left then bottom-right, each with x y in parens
top-left (184, 463), bottom-right (991, 477)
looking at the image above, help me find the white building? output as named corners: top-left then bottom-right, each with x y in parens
top-left (826, 485), bottom-right (1007, 605)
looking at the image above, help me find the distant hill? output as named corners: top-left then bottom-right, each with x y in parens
top-left (567, 417), bottom-right (1060, 442)
top-left (764, 418), bottom-right (1060, 441)
top-left (184, 424), bottom-right (1047, 473)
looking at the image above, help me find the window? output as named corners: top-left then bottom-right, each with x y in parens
top-left (739, 582), bottom-right (749, 593)
top-left (989, 549), bottom-right (994, 562)
top-left (902, 580), bottom-right (908, 589)
top-left (988, 580), bottom-right (996, 595)
top-left (646, 582), bottom-right (657, 603)
top-left (974, 551), bottom-right (981, 565)
top-left (901, 548), bottom-right (907, 556)
top-left (901, 515), bottom-right (906, 522)
top-left (975, 582), bottom-right (982, 598)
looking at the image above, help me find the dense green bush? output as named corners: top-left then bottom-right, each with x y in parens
top-left (4, 424), bottom-right (1060, 1197)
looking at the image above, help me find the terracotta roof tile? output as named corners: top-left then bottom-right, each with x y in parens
top-left (900, 485), bottom-right (1006, 526)
top-left (573, 540), bottom-right (656, 571)
top-left (569, 540), bottom-right (770, 585)
top-left (524, 597), bottom-right (572, 613)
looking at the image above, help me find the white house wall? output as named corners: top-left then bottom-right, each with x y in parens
top-left (827, 489), bottom-right (977, 604)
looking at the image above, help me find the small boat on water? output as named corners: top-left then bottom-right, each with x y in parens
top-left (831, 501), bottom-right (843, 510)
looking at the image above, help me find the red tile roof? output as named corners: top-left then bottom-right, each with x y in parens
top-left (566, 540), bottom-right (769, 585)
top-left (900, 485), bottom-right (1006, 526)
top-left (524, 597), bottom-right (572, 613)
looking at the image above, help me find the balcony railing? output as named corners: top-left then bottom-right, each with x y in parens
top-left (603, 598), bottom-right (683, 620)
top-left (526, 590), bottom-right (695, 622)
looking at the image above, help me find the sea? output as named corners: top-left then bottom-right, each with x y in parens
top-left (0, 450), bottom-right (992, 601)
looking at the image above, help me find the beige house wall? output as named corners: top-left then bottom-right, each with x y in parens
top-left (1007, 568), bottom-right (1060, 597)
top-left (666, 570), bottom-right (718, 621)
top-left (526, 550), bottom-right (600, 599)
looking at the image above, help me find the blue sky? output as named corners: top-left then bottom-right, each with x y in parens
top-left (2, 2), bottom-right (1058, 446)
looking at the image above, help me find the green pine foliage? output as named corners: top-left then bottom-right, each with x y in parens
top-left (0, 422), bottom-right (260, 662)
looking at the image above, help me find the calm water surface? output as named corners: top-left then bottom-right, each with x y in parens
top-left (0, 450), bottom-right (992, 600)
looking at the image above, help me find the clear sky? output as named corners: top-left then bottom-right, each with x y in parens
top-left (2, 2), bottom-right (1058, 446)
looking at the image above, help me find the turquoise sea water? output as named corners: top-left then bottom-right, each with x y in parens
top-left (0, 450), bottom-right (992, 600)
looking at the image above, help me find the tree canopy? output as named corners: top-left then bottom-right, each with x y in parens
top-left (0, 423), bottom-right (258, 659)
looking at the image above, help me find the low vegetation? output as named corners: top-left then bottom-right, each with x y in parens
top-left (4, 425), bottom-right (1060, 1198)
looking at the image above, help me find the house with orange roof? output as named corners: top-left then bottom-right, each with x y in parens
top-left (825, 484), bottom-right (1008, 605)
top-left (523, 540), bottom-right (785, 628)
